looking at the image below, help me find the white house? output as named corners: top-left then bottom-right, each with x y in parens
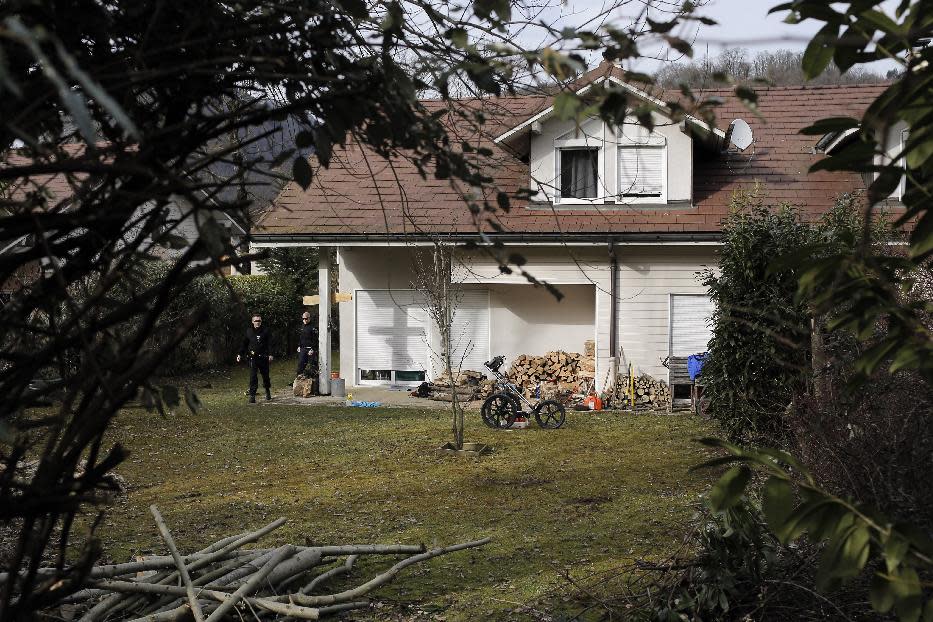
top-left (253, 63), bottom-right (890, 394)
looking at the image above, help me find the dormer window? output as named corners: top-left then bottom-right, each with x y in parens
top-left (560, 148), bottom-right (598, 199)
top-left (553, 118), bottom-right (604, 204)
top-left (617, 125), bottom-right (666, 202)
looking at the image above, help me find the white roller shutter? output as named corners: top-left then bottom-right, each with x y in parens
top-left (670, 294), bottom-right (714, 356)
top-left (356, 290), bottom-right (427, 372)
top-left (619, 146), bottom-right (664, 196)
top-left (447, 289), bottom-right (489, 375)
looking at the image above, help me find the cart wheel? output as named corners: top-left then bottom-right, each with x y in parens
top-left (533, 400), bottom-right (566, 429)
top-left (694, 386), bottom-right (709, 418)
top-left (481, 393), bottom-right (519, 429)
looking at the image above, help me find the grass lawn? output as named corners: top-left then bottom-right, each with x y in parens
top-left (93, 364), bottom-right (718, 620)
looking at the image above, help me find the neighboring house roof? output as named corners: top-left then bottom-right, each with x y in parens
top-left (2, 143), bottom-right (92, 211)
top-left (257, 75), bottom-right (889, 241)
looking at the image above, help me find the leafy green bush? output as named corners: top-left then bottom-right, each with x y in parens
top-left (701, 192), bottom-right (815, 441)
top-left (701, 440), bottom-right (933, 622)
top-left (701, 191), bottom-right (892, 442)
top-left (657, 499), bottom-right (779, 620)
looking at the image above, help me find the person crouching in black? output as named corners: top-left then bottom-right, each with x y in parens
top-left (295, 311), bottom-right (319, 379)
top-left (237, 314), bottom-right (273, 403)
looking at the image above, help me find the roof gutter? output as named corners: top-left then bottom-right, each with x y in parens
top-left (249, 232), bottom-right (722, 246)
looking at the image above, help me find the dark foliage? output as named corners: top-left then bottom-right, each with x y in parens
top-left (0, 0), bottom-right (516, 617)
top-left (700, 192), bottom-right (815, 442)
top-left (789, 349), bottom-right (933, 534)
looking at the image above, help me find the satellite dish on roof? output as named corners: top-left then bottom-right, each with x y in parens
top-left (725, 119), bottom-right (754, 151)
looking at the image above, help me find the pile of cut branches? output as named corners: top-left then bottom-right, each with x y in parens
top-left (2, 507), bottom-right (489, 621)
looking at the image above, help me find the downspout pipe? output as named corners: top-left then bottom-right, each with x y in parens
top-left (609, 241), bottom-right (619, 388)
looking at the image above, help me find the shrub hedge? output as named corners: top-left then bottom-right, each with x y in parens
top-left (700, 193), bottom-right (815, 442)
top-left (149, 268), bottom-right (307, 374)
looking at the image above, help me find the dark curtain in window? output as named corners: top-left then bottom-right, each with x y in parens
top-left (560, 149), bottom-right (598, 199)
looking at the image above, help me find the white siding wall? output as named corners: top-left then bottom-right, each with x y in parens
top-left (615, 246), bottom-right (718, 380)
top-left (338, 244), bottom-right (719, 389)
top-left (488, 284), bottom-right (596, 366)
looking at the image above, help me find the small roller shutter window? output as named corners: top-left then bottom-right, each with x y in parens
top-left (619, 146), bottom-right (664, 196)
top-left (618, 126), bottom-right (666, 198)
top-left (670, 294), bottom-right (714, 356)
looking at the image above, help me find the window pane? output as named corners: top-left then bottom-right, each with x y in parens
top-left (360, 369), bottom-right (391, 380)
top-left (560, 149), bottom-right (598, 199)
top-left (395, 370), bottom-right (426, 381)
top-left (619, 146), bottom-right (663, 197)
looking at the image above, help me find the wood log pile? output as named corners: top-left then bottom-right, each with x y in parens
top-left (607, 373), bottom-right (671, 409)
top-left (632, 374), bottom-right (671, 408)
top-left (427, 370), bottom-right (488, 402)
top-left (17, 508), bottom-right (490, 621)
top-left (507, 340), bottom-right (596, 387)
top-left (419, 341), bottom-right (598, 404)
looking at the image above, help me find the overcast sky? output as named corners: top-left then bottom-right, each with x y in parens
top-left (517, 0), bottom-right (900, 74)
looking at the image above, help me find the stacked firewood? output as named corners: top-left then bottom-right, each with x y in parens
top-left (578, 340), bottom-right (596, 379)
top-left (508, 351), bottom-right (579, 385)
top-left (634, 374), bottom-right (671, 407)
top-left (429, 370), bottom-right (486, 402)
top-left (26, 507), bottom-right (489, 621)
top-left (516, 381), bottom-right (578, 401)
top-left (612, 373), bottom-right (671, 408)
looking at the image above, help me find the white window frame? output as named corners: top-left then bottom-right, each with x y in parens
top-left (616, 127), bottom-right (667, 204)
top-left (357, 369), bottom-right (426, 386)
top-left (554, 128), bottom-right (605, 205)
top-left (897, 127), bottom-right (909, 201)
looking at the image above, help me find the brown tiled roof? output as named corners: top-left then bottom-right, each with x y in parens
top-left (257, 81), bottom-right (890, 239)
top-left (1, 144), bottom-right (91, 211)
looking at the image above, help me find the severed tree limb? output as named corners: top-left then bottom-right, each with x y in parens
top-left (300, 556), bottom-right (358, 595)
top-left (206, 549), bottom-right (277, 588)
top-left (185, 518), bottom-right (287, 576)
top-left (256, 549), bottom-right (322, 590)
top-left (119, 515), bottom-right (286, 616)
top-left (91, 579), bottom-right (324, 620)
top-left (149, 505), bottom-right (205, 622)
top-left (22, 540), bottom-right (425, 588)
top-left (77, 592), bottom-right (125, 622)
top-left (316, 601), bottom-right (370, 616)
top-left (0, 552), bottom-right (254, 585)
top-left (286, 538), bottom-right (492, 607)
top-left (219, 545), bottom-right (426, 592)
top-left (315, 544), bottom-right (424, 556)
top-left (126, 602), bottom-right (220, 622)
top-left (97, 527), bottom-right (274, 619)
top-left (69, 533), bottom-right (253, 613)
top-left (193, 552), bottom-right (264, 587)
top-left (204, 545), bottom-right (295, 622)
top-left (143, 551), bottom-right (264, 613)
top-left (55, 526), bottom-right (491, 622)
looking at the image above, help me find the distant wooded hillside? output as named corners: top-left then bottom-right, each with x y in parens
top-left (656, 48), bottom-right (894, 88)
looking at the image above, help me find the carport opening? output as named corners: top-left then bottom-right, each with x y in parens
top-left (487, 283), bottom-right (596, 363)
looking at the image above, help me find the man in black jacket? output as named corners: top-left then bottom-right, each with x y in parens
top-left (295, 311), bottom-right (319, 379)
top-left (237, 314), bottom-right (273, 403)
